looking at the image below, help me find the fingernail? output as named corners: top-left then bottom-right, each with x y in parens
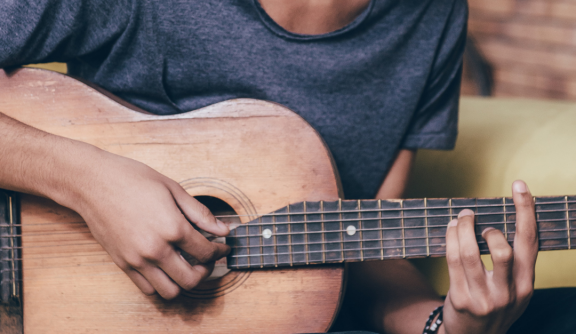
top-left (513, 180), bottom-right (528, 193)
top-left (481, 227), bottom-right (495, 236)
top-left (458, 209), bottom-right (474, 218)
top-left (448, 219), bottom-right (458, 227)
top-left (217, 219), bottom-right (228, 231)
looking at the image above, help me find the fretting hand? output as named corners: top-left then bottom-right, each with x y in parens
top-left (441, 180), bottom-right (538, 334)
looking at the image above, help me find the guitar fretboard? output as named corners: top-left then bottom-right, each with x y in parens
top-left (226, 196), bottom-right (576, 269)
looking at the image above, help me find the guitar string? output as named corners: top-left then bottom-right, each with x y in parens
top-left (0, 231), bottom-right (567, 260)
top-left (0, 204), bottom-right (571, 283)
top-left (0, 209), bottom-right (576, 238)
top-left (0, 214), bottom-right (573, 239)
top-left (2, 242), bottom-right (567, 285)
top-left (211, 199), bottom-right (576, 218)
top-left (226, 240), bottom-right (567, 260)
top-left (0, 241), bottom-right (568, 278)
top-left (0, 228), bottom-right (559, 252)
top-left (2, 204), bottom-right (572, 228)
top-left (0, 232), bottom-right (569, 265)
top-left (0, 205), bottom-right (571, 268)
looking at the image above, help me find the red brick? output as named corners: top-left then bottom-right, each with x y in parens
top-left (504, 21), bottom-right (576, 47)
top-left (479, 39), bottom-right (576, 75)
top-left (468, 0), bottom-right (517, 16)
top-left (567, 80), bottom-right (576, 99)
top-left (516, 0), bottom-right (552, 17)
top-left (494, 82), bottom-right (569, 100)
top-left (550, 2), bottom-right (576, 21)
top-left (494, 68), bottom-right (567, 95)
top-left (468, 18), bottom-right (503, 36)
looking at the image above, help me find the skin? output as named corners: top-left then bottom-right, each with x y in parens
top-left (0, 0), bottom-right (538, 332)
top-left (343, 152), bottom-right (537, 334)
top-left (0, 113), bottom-right (230, 300)
top-left (258, 0), bottom-right (370, 35)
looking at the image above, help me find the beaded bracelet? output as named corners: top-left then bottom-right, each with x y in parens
top-left (422, 305), bottom-right (444, 334)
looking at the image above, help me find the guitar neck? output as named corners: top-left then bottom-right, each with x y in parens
top-left (227, 196), bottom-right (576, 269)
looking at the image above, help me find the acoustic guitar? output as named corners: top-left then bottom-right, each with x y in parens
top-left (0, 68), bottom-right (574, 333)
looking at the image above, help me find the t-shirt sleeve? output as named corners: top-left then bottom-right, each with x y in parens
top-left (0, 0), bottom-right (132, 68)
top-left (401, 0), bottom-right (468, 151)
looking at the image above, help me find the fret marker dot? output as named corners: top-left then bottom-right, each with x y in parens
top-left (262, 228), bottom-right (272, 239)
top-left (346, 225), bottom-right (356, 236)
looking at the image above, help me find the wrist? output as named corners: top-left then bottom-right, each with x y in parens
top-left (39, 138), bottom-right (109, 212)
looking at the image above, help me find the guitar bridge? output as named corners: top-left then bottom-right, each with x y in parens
top-left (0, 190), bottom-right (23, 333)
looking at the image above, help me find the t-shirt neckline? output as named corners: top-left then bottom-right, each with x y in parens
top-left (252, 0), bottom-right (374, 41)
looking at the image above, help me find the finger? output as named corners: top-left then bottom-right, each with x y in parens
top-left (140, 266), bottom-right (181, 300)
top-left (446, 219), bottom-right (467, 293)
top-left (482, 227), bottom-right (514, 287)
top-left (159, 251), bottom-right (214, 291)
top-left (511, 180), bottom-right (538, 290)
top-left (456, 209), bottom-right (487, 289)
top-left (170, 184), bottom-right (229, 236)
top-left (125, 269), bottom-right (156, 295)
top-left (177, 224), bottom-right (230, 263)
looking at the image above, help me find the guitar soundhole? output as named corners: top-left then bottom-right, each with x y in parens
top-left (181, 196), bottom-right (251, 299)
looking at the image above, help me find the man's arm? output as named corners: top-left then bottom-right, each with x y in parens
top-left (0, 111), bottom-right (229, 298)
top-left (340, 149), bottom-right (444, 333)
top-left (341, 149), bottom-right (537, 334)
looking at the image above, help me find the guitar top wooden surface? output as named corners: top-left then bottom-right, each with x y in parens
top-left (0, 68), bottom-right (346, 333)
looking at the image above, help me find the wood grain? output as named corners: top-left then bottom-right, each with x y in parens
top-left (0, 68), bottom-right (345, 333)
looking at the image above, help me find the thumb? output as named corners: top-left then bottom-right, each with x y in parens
top-left (169, 183), bottom-right (229, 236)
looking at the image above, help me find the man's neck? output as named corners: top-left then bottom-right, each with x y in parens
top-left (258, 0), bottom-right (371, 35)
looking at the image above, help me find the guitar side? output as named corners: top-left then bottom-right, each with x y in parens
top-left (0, 68), bottom-right (345, 333)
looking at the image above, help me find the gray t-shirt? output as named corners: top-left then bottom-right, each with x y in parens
top-left (0, 0), bottom-right (467, 199)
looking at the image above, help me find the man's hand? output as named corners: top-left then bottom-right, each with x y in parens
top-left (0, 112), bottom-right (229, 300)
top-left (70, 152), bottom-right (230, 300)
top-left (442, 180), bottom-right (538, 334)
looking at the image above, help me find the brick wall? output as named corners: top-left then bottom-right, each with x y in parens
top-left (464, 0), bottom-right (576, 100)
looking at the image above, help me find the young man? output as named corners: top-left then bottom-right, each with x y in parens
top-left (0, 1), bottom-right (539, 333)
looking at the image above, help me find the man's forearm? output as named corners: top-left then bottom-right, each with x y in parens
top-left (347, 260), bottom-right (443, 333)
top-left (0, 111), bottom-right (99, 208)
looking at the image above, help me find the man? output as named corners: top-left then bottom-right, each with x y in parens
top-left (0, 0), bottom-right (539, 333)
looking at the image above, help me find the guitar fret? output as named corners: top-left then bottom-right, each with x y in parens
top-left (247, 223), bottom-right (251, 268)
top-left (378, 199), bottom-right (383, 260)
top-left (339, 199), bottom-right (343, 262)
top-left (503, 197), bottom-right (508, 241)
top-left (261, 212), bottom-right (275, 266)
top-left (401, 199), bottom-right (406, 258)
top-left (8, 196), bottom-right (16, 298)
top-left (535, 196), bottom-right (567, 251)
top-left (273, 213), bottom-right (278, 267)
top-left (322, 200), bottom-right (342, 262)
top-left (304, 202), bottom-right (309, 265)
top-left (305, 201), bottom-right (323, 263)
top-left (341, 200), bottom-right (361, 261)
top-left (358, 199), bottom-right (381, 261)
top-left (321, 201), bottom-right (326, 264)
top-left (287, 205), bottom-right (293, 267)
top-left (566, 196), bottom-right (571, 250)
top-left (358, 200), bottom-right (363, 261)
top-left (259, 216), bottom-right (264, 268)
top-left (424, 198), bottom-right (429, 257)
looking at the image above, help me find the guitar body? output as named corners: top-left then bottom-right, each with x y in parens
top-left (0, 69), bottom-right (345, 333)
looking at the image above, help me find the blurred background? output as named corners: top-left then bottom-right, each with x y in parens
top-left (462, 0), bottom-right (576, 100)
